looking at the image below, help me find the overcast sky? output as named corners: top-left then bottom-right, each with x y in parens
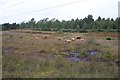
top-left (0, 0), bottom-right (119, 24)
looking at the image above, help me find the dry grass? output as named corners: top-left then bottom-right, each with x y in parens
top-left (2, 30), bottom-right (119, 78)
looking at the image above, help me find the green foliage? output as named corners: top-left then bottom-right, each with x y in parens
top-left (1, 15), bottom-right (118, 32)
top-left (101, 51), bottom-right (113, 60)
top-left (3, 53), bottom-right (118, 78)
top-left (2, 23), bottom-right (19, 30)
top-left (105, 52), bottom-right (113, 59)
top-left (80, 50), bottom-right (87, 57)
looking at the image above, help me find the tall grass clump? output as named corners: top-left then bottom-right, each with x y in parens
top-left (80, 50), bottom-right (87, 58)
top-left (105, 51), bottom-right (113, 60)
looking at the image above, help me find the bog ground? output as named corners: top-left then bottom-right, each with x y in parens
top-left (2, 30), bottom-right (119, 78)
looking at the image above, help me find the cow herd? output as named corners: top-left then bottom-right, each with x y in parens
top-left (64, 36), bottom-right (84, 43)
top-left (34, 35), bottom-right (84, 43)
top-left (35, 35), bottom-right (49, 40)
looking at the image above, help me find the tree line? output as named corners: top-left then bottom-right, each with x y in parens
top-left (1, 15), bottom-right (120, 32)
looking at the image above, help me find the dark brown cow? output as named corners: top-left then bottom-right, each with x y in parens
top-left (76, 36), bottom-right (81, 39)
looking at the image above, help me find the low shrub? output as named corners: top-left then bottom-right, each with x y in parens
top-left (10, 35), bottom-right (13, 38)
top-left (106, 37), bottom-right (112, 40)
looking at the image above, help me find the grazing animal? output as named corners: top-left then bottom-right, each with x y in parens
top-left (35, 36), bottom-right (39, 39)
top-left (76, 36), bottom-right (81, 39)
top-left (42, 36), bottom-right (47, 39)
top-left (64, 39), bottom-right (71, 43)
top-left (70, 37), bottom-right (76, 41)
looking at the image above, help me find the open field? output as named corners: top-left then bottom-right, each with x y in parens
top-left (2, 30), bottom-right (119, 78)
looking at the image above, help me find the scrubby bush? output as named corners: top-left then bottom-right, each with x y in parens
top-left (105, 52), bottom-right (113, 59)
top-left (80, 50), bottom-right (87, 57)
top-left (10, 35), bottom-right (13, 38)
top-left (106, 37), bottom-right (112, 40)
top-left (101, 52), bottom-right (113, 60)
